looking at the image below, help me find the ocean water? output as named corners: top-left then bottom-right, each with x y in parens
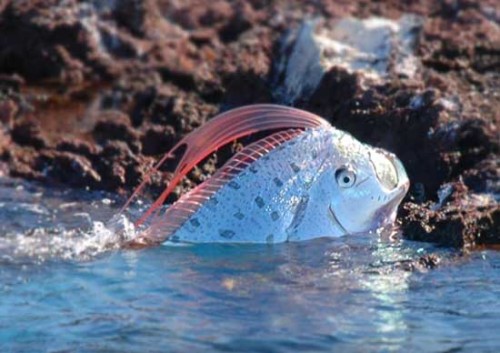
top-left (0, 178), bottom-right (499, 353)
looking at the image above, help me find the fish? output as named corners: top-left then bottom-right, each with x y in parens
top-left (122, 104), bottom-right (409, 245)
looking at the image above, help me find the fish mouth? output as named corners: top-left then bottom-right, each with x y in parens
top-left (328, 205), bottom-right (349, 236)
top-left (374, 169), bottom-right (410, 229)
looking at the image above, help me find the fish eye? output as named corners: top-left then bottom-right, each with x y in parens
top-left (335, 167), bottom-right (356, 188)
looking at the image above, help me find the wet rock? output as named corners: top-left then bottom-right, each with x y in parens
top-left (420, 2), bottom-right (500, 74)
top-left (113, 0), bottom-right (184, 39)
top-left (417, 254), bottom-right (441, 269)
top-left (0, 98), bottom-right (17, 128)
top-left (161, 96), bottom-right (208, 132)
top-left (0, 0), bottom-right (166, 84)
top-left (218, 2), bottom-right (256, 42)
top-left (100, 140), bottom-right (136, 161)
top-left (141, 124), bottom-right (176, 156)
top-left (93, 111), bottom-right (141, 153)
top-left (0, 161), bottom-right (7, 177)
top-left (129, 85), bottom-right (174, 127)
top-left (401, 182), bottom-right (499, 249)
top-left (221, 71), bottom-right (274, 108)
top-left (0, 126), bottom-right (11, 156)
top-left (56, 138), bottom-right (101, 159)
top-left (0, 74), bottom-right (24, 92)
top-left (462, 157), bottom-right (500, 196)
top-left (397, 253), bottom-right (442, 272)
top-left (9, 157), bottom-right (43, 181)
top-left (92, 140), bottom-right (145, 191)
top-left (11, 120), bottom-right (46, 149)
top-left (36, 150), bottom-right (101, 188)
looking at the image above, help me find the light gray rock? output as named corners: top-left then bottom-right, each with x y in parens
top-left (274, 15), bottom-right (424, 104)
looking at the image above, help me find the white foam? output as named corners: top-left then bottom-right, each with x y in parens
top-left (0, 215), bottom-right (137, 263)
top-left (0, 178), bottom-right (142, 263)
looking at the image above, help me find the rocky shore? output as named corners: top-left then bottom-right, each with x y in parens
top-left (0, 0), bottom-right (498, 249)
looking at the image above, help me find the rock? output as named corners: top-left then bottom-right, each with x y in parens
top-left (273, 15), bottom-right (424, 104)
top-left (141, 124), bottom-right (176, 156)
top-left (218, 2), bottom-right (256, 42)
top-left (401, 182), bottom-right (499, 248)
top-left (56, 138), bottom-right (101, 158)
top-left (92, 111), bottom-right (141, 153)
top-left (0, 98), bottom-right (18, 128)
top-left (36, 150), bottom-right (101, 187)
top-left (0, 126), bottom-right (11, 156)
top-left (11, 120), bottom-right (46, 149)
top-left (397, 253), bottom-right (442, 272)
top-left (92, 140), bottom-right (144, 191)
top-left (0, 0), bottom-right (150, 83)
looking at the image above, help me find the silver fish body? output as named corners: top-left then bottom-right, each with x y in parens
top-left (166, 126), bottom-right (409, 244)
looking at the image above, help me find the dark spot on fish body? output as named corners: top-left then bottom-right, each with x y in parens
top-left (249, 165), bottom-right (258, 174)
top-left (228, 181), bottom-right (241, 189)
top-left (255, 196), bottom-right (265, 208)
top-left (219, 229), bottom-right (235, 239)
top-left (271, 211), bottom-right (280, 221)
top-left (233, 212), bottom-right (245, 220)
top-left (311, 150), bottom-right (318, 159)
top-left (190, 218), bottom-right (201, 227)
top-left (273, 177), bottom-right (283, 187)
top-left (290, 163), bottom-right (300, 173)
top-left (266, 234), bottom-right (274, 243)
top-left (170, 235), bottom-right (180, 242)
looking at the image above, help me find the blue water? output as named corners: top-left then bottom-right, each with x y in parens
top-left (1, 178), bottom-right (499, 352)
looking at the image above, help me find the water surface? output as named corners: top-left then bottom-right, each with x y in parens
top-left (0, 178), bottom-right (498, 352)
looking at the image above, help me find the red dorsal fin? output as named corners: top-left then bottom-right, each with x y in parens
top-left (121, 104), bottom-right (329, 228)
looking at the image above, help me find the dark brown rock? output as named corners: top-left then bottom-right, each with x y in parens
top-left (0, 98), bottom-right (17, 127)
top-left (401, 182), bottom-right (499, 249)
top-left (141, 124), bottom-right (176, 156)
top-left (56, 138), bottom-right (100, 158)
top-left (36, 150), bottom-right (101, 187)
top-left (93, 111), bottom-right (141, 153)
top-left (11, 120), bottom-right (46, 149)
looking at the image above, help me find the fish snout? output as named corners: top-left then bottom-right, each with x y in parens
top-left (392, 154), bottom-right (410, 198)
top-left (370, 151), bottom-right (410, 229)
top-left (370, 148), bottom-right (409, 197)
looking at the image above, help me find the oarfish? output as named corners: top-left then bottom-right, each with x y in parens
top-left (122, 104), bottom-right (409, 245)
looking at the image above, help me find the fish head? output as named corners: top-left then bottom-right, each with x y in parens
top-left (326, 132), bottom-right (410, 234)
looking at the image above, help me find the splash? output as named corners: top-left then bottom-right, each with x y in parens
top-left (0, 178), bottom-right (140, 263)
top-left (0, 215), bottom-right (137, 264)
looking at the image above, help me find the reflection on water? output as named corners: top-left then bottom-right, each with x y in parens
top-left (0, 178), bottom-right (499, 352)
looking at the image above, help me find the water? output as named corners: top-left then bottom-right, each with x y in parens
top-left (0, 178), bottom-right (499, 352)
